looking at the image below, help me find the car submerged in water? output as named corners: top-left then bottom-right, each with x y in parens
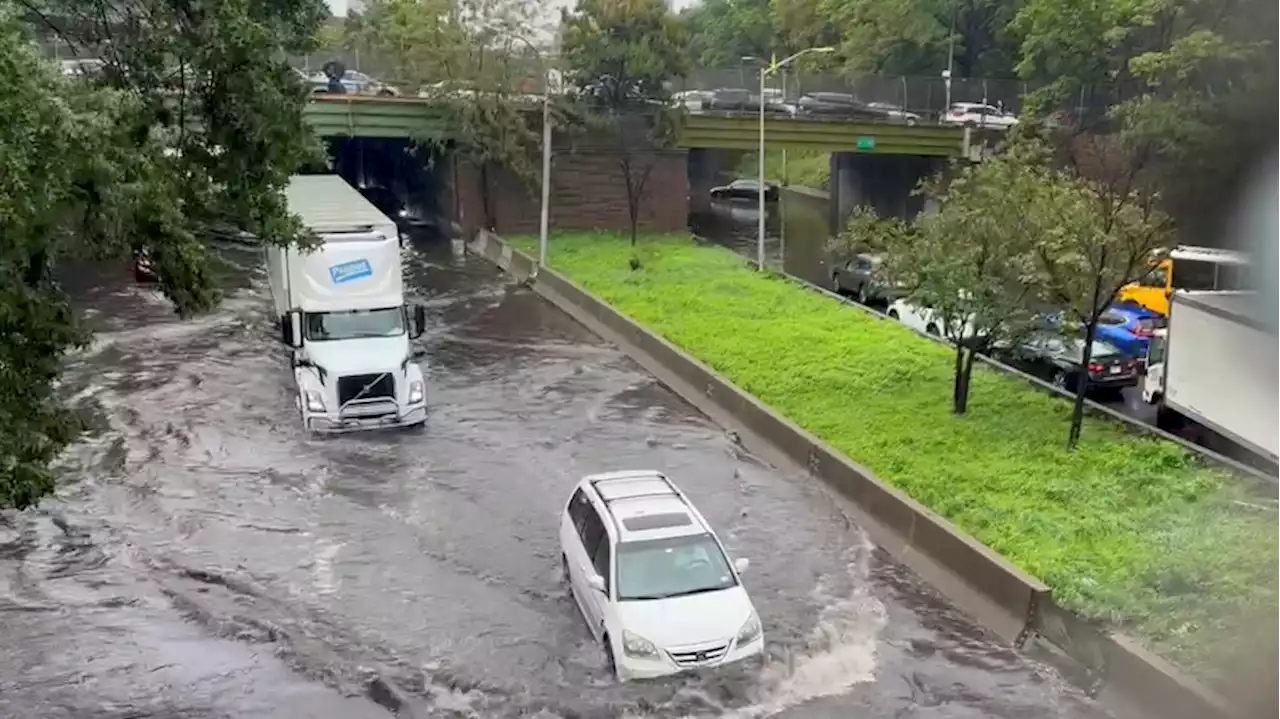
top-left (559, 470), bottom-right (764, 681)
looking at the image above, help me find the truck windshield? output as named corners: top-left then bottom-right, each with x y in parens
top-left (305, 308), bottom-right (404, 341)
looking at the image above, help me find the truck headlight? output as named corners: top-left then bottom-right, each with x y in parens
top-left (304, 390), bottom-right (326, 413)
top-left (621, 629), bottom-right (658, 658)
top-left (736, 612), bottom-right (762, 645)
top-left (407, 381), bottom-right (424, 404)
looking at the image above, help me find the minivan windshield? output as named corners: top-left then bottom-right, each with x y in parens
top-left (615, 533), bottom-right (737, 601)
top-left (305, 307), bottom-right (404, 341)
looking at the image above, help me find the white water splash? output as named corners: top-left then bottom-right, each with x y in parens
top-left (721, 536), bottom-right (888, 719)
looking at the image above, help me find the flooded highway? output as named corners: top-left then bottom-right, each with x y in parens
top-left (1, 236), bottom-right (1111, 718)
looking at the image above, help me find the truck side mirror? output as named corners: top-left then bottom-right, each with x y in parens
top-left (280, 311), bottom-right (303, 348)
top-left (410, 304), bottom-right (427, 339)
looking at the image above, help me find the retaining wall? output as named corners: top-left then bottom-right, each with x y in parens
top-left (469, 230), bottom-right (1246, 719)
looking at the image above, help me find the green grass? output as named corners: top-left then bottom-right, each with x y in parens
top-left (516, 231), bottom-right (1278, 686)
top-left (736, 150), bottom-right (831, 191)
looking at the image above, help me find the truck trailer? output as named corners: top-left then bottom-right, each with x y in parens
top-left (1143, 290), bottom-right (1278, 470)
top-left (269, 175), bottom-right (428, 433)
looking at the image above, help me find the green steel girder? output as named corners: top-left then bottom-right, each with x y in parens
top-left (302, 97), bottom-right (967, 158)
top-left (304, 96), bottom-right (454, 140)
top-left (677, 114), bottom-right (965, 157)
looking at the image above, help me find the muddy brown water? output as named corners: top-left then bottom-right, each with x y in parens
top-left (0, 235), bottom-right (1111, 718)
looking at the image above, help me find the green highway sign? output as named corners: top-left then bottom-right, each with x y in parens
top-left (856, 136), bottom-right (877, 151)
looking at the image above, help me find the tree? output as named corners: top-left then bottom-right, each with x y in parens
top-left (2, 1), bottom-right (326, 510)
top-left (351, 0), bottom-right (554, 230)
top-left (1020, 141), bottom-right (1175, 448)
top-left (682, 0), bottom-right (778, 68)
top-left (831, 151), bottom-right (1044, 415)
top-left (560, 0), bottom-right (688, 248)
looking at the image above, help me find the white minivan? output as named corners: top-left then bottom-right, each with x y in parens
top-left (559, 470), bottom-right (764, 681)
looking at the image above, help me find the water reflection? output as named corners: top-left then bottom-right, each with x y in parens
top-left (690, 189), bottom-right (835, 287)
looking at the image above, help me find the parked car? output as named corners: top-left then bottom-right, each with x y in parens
top-left (709, 179), bottom-right (779, 202)
top-left (942, 102), bottom-right (1019, 129)
top-left (994, 333), bottom-right (1140, 394)
top-left (559, 470), bottom-right (763, 682)
top-left (60, 57), bottom-right (106, 77)
top-left (1094, 304), bottom-right (1166, 357)
top-left (831, 253), bottom-right (900, 305)
top-left (886, 298), bottom-right (978, 340)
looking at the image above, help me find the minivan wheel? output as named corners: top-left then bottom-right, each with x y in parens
top-left (603, 635), bottom-right (618, 679)
top-left (887, 309), bottom-right (899, 320)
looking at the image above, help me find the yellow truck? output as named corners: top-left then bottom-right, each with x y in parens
top-left (1117, 245), bottom-right (1252, 316)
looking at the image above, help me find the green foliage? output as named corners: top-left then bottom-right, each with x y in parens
top-left (350, 0), bottom-right (552, 200)
top-left (682, 0), bottom-right (779, 67)
top-left (0, 1), bottom-right (325, 509)
top-left (560, 0), bottom-right (689, 107)
top-left (513, 230), bottom-right (1277, 686)
top-left (735, 150), bottom-right (831, 190)
top-left (560, 0), bottom-right (688, 246)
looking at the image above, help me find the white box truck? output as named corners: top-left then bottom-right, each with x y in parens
top-left (269, 175), bottom-right (428, 433)
top-left (1143, 290), bottom-right (1278, 469)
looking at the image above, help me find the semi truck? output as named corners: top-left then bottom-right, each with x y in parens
top-left (1142, 290), bottom-right (1278, 470)
top-left (269, 175), bottom-right (428, 433)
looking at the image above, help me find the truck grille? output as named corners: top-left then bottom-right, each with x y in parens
top-left (337, 373), bottom-right (395, 406)
top-left (668, 642), bottom-right (729, 667)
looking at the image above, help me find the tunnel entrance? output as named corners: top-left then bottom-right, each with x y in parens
top-left (322, 137), bottom-right (452, 239)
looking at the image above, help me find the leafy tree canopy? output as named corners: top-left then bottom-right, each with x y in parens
top-left (1, 0), bottom-right (326, 510)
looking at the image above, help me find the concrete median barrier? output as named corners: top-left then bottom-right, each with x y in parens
top-left (470, 230), bottom-right (1241, 719)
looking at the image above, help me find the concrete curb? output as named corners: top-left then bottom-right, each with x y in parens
top-left (470, 231), bottom-right (1242, 719)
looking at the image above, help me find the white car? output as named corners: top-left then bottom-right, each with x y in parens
top-left (942, 102), bottom-right (1019, 130)
top-left (559, 470), bottom-right (764, 681)
top-left (886, 298), bottom-right (978, 339)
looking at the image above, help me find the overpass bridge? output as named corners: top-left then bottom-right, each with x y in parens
top-left (304, 95), bottom-right (988, 237)
top-left (303, 95), bottom-right (976, 157)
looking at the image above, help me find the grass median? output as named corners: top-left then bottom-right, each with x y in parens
top-left (512, 231), bottom-right (1278, 685)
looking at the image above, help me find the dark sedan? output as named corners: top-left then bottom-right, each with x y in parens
top-left (795, 93), bottom-right (888, 121)
top-left (995, 334), bottom-right (1141, 395)
top-left (709, 179), bottom-right (779, 202)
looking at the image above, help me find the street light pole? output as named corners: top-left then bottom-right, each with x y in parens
top-left (757, 66), bottom-right (767, 270)
top-left (539, 68), bottom-right (562, 267)
top-left (754, 46), bottom-right (834, 272)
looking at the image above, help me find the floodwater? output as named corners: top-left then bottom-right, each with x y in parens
top-left (0, 235), bottom-right (1112, 718)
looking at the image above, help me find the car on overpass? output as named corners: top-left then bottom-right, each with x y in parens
top-left (560, 470), bottom-right (762, 681)
top-left (942, 102), bottom-right (1019, 130)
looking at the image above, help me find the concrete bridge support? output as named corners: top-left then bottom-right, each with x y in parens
top-left (686, 148), bottom-right (742, 214)
top-left (828, 153), bottom-right (944, 235)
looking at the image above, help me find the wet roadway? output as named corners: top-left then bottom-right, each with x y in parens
top-left (0, 236), bottom-right (1113, 719)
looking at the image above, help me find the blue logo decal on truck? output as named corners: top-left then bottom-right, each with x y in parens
top-left (329, 259), bottom-right (373, 284)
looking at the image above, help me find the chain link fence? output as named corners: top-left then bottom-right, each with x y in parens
top-left (671, 68), bottom-right (1127, 128)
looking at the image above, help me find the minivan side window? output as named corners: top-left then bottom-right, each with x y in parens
top-left (568, 488), bottom-right (592, 534)
top-left (591, 536), bottom-right (611, 593)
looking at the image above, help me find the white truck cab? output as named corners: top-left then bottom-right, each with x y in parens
top-left (271, 175), bottom-right (428, 433)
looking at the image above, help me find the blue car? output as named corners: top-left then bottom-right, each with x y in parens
top-left (1094, 304), bottom-right (1166, 357)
